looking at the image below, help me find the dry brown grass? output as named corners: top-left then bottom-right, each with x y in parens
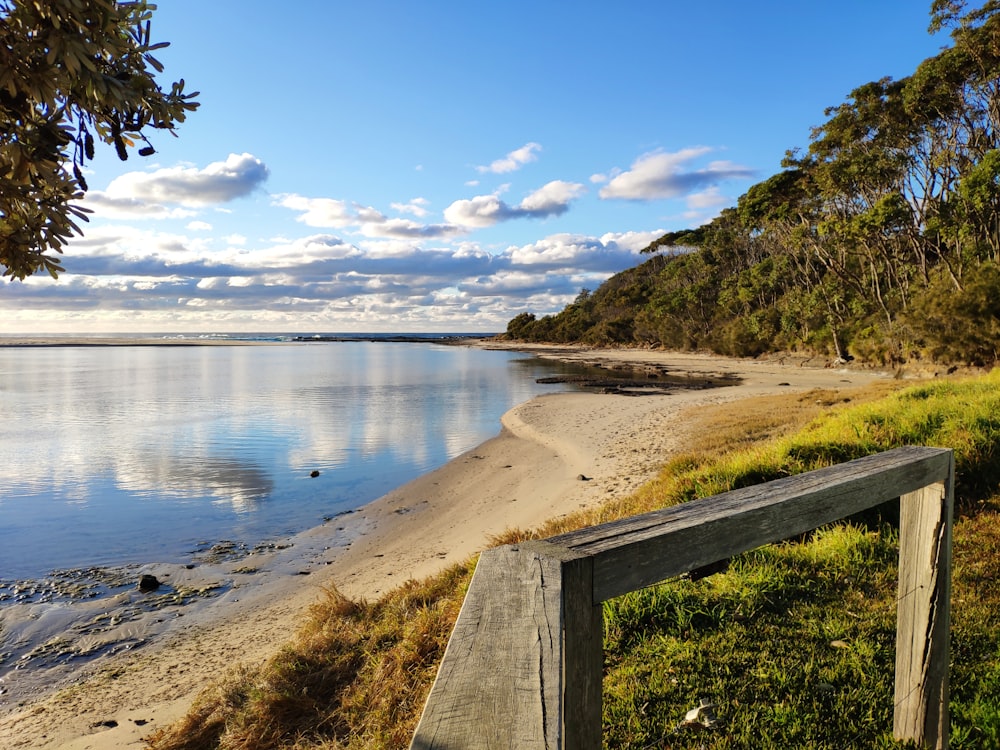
top-left (146, 565), bottom-right (472, 750)
top-left (532, 379), bottom-right (910, 538)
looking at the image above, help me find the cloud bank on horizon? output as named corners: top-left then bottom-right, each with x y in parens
top-left (5, 143), bottom-right (750, 333)
top-left (0, 1), bottom-right (947, 333)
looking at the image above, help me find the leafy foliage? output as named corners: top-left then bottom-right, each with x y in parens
top-left (0, 0), bottom-right (198, 279)
top-left (507, 1), bottom-right (1000, 366)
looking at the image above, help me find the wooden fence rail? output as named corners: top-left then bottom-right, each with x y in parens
top-left (410, 445), bottom-right (955, 750)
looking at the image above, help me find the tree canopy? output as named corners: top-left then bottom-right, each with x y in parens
top-left (0, 0), bottom-right (198, 279)
top-left (506, 1), bottom-right (1000, 367)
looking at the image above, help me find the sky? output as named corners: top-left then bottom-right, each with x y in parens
top-left (2, 1), bottom-right (955, 333)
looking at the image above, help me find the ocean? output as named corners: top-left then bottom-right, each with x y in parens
top-left (0, 337), bottom-right (580, 587)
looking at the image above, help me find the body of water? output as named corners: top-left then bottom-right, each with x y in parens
top-left (0, 339), bottom-right (576, 584)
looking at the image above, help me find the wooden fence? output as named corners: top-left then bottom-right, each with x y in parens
top-left (409, 446), bottom-right (955, 750)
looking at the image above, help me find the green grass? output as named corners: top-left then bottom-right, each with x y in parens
top-left (147, 372), bottom-right (1000, 749)
top-left (602, 525), bottom-right (905, 748)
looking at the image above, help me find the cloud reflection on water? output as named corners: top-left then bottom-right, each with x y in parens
top-left (0, 343), bottom-right (562, 578)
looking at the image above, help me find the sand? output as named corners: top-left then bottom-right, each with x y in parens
top-left (0, 344), bottom-right (891, 749)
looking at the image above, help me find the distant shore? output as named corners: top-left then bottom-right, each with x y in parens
top-left (0, 343), bottom-right (890, 750)
top-left (0, 334), bottom-right (494, 347)
top-left (0, 336), bottom-right (274, 346)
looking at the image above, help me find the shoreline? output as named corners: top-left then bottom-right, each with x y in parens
top-left (0, 345), bottom-right (890, 749)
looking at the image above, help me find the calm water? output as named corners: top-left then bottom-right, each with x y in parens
top-left (0, 341), bottom-right (574, 581)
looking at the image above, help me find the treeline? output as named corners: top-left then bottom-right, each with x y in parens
top-left (507, 1), bottom-right (1000, 366)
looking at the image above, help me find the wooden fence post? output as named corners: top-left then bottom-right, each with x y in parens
top-left (893, 451), bottom-right (954, 750)
top-left (411, 447), bottom-right (954, 749)
top-left (410, 540), bottom-right (602, 749)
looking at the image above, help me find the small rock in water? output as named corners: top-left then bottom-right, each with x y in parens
top-left (310, 470), bottom-right (321, 478)
top-left (138, 574), bottom-right (161, 593)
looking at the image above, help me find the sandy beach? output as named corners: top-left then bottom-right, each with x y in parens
top-left (0, 343), bottom-right (891, 749)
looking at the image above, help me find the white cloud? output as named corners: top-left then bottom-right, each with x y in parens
top-left (444, 194), bottom-right (506, 228)
top-left (103, 153), bottom-right (269, 207)
top-left (277, 195), bottom-right (354, 228)
top-left (507, 232), bottom-right (644, 270)
top-left (82, 193), bottom-right (197, 220)
top-left (599, 229), bottom-right (667, 253)
top-left (242, 235), bottom-right (362, 267)
top-left (359, 218), bottom-right (464, 240)
top-left (444, 180), bottom-right (585, 228)
top-left (476, 142), bottom-right (542, 174)
top-left (518, 181), bottom-right (587, 215)
top-left (10, 132), bottom-right (668, 336)
top-left (391, 198), bottom-right (430, 218)
top-left (278, 194), bottom-right (461, 240)
top-left (599, 148), bottom-right (755, 201)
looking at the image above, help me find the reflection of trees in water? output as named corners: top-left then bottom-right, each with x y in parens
top-left (115, 454), bottom-right (273, 512)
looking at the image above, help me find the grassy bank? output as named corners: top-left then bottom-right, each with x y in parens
top-left (149, 372), bottom-right (1000, 749)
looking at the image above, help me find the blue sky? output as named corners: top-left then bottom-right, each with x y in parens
top-left (3, 1), bottom-right (952, 333)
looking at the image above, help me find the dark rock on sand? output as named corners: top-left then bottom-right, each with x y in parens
top-left (138, 574), bottom-right (161, 592)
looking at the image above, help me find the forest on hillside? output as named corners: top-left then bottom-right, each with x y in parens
top-left (507, 1), bottom-right (1000, 366)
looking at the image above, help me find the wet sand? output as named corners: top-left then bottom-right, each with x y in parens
top-left (0, 343), bottom-right (889, 749)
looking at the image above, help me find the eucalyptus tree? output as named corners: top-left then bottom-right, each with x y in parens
top-left (0, 0), bottom-right (198, 279)
top-left (735, 167), bottom-right (859, 360)
top-left (895, 1), bottom-right (1000, 287)
top-left (795, 75), bottom-right (920, 339)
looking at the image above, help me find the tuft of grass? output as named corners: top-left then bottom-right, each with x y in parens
top-left (148, 371), bottom-right (1000, 749)
top-left (146, 564), bottom-right (473, 750)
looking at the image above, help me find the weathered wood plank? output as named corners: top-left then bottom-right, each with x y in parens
top-left (550, 446), bottom-right (952, 602)
top-left (558, 540), bottom-right (603, 750)
top-left (410, 540), bottom-right (598, 749)
top-left (411, 446), bottom-right (955, 749)
top-left (894, 453), bottom-right (954, 750)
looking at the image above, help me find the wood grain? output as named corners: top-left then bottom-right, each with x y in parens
top-left (411, 447), bottom-right (954, 749)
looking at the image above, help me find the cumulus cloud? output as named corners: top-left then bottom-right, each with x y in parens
top-left (82, 193), bottom-right (197, 220)
top-left (508, 232), bottom-right (641, 270)
top-left (443, 194), bottom-right (505, 228)
top-left (359, 218), bottom-right (464, 240)
top-left (7, 141), bottom-right (658, 336)
top-left (102, 153), bottom-right (270, 207)
top-left (277, 195), bottom-right (355, 228)
top-left (245, 235), bottom-right (363, 267)
top-left (476, 142), bottom-right (541, 174)
top-left (278, 194), bottom-right (461, 240)
top-left (599, 229), bottom-right (667, 253)
top-left (391, 198), bottom-right (430, 218)
top-left (444, 180), bottom-right (586, 228)
top-left (599, 148), bottom-right (755, 201)
top-left (518, 181), bottom-right (587, 215)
